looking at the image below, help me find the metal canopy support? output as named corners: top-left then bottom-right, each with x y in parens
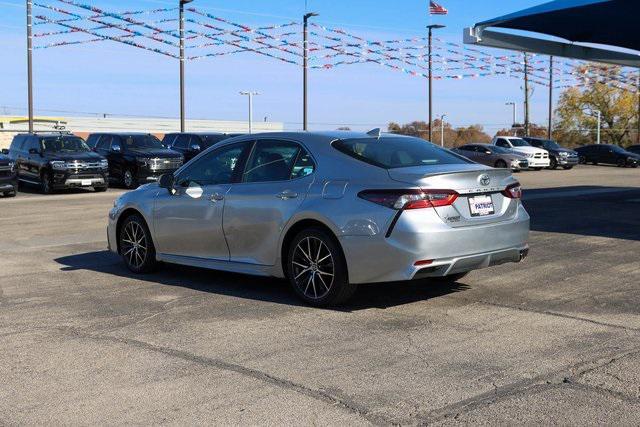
top-left (463, 27), bottom-right (640, 68)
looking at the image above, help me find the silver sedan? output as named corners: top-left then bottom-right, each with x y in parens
top-left (107, 131), bottom-right (530, 306)
top-left (452, 143), bottom-right (530, 171)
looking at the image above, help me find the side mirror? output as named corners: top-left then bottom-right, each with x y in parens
top-left (1, 149), bottom-right (8, 155)
top-left (158, 173), bottom-right (175, 192)
top-left (190, 144), bottom-right (201, 152)
top-left (111, 144), bottom-right (121, 153)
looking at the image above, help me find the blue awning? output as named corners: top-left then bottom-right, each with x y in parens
top-left (464, 0), bottom-right (640, 67)
top-left (476, 0), bottom-right (639, 52)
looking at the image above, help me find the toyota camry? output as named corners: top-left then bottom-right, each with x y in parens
top-left (108, 131), bottom-right (530, 306)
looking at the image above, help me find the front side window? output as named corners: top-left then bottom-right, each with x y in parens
top-left (41, 136), bottom-right (89, 153)
top-left (123, 135), bottom-right (164, 149)
top-left (496, 139), bottom-right (510, 148)
top-left (333, 136), bottom-right (470, 169)
top-left (243, 140), bottom-right (301, 183)
top-left (177, 142), bottom-right (249, 186)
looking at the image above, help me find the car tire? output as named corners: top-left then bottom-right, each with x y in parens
top-left (119, 214), bottom-right (157, 274)
top-left (3, 191), bottom-right (16, 197)
top-left (579, 156), bottom-right (586, 164)
top-left (617, 158), bottom-right (626, 167)
top-left (494, 160), bottom-right (507, 169)
top-left (631, 163), bottom-right (639, 169)
top-left (123, 169), bottom-right (138, 189)
top-left (41, 171), bottom-right (53, 194)
top-left (548, 157), bottom-right (558, 169)
top-left (286, 227), bottom-right (356, 307)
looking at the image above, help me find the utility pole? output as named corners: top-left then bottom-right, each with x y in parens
top-left (427, 24), bottom-right (445, 142)
top-left (303, 12), bottom-right (318, 131)
top-left (548, 56), bottom-right (553, 140)
top-left (179, 0), bottom-right (193, 133)
top-left (440, 114), bottom-right (446, 147)
top-left (596, 110), bottom-right (601, 144)
top-left (239, 91), bottom-right (259, 134)
top-left (523, 52), bottom-right (530, 137)
top-left (26, 0), bottom-right (34, 133)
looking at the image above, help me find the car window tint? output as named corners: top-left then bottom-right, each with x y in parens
top-left (177, 142), bottom-right (248, 186)
top-left (459, 145), bottom-right (473, 152)
top-left (496, 139), bottom-right (509, 148)
top-left (244, 140), bottom-right (300, 183)
top-left (291, 149), bottom-right (315, 179)
top-left (333, 136), bottom-right (470, 169)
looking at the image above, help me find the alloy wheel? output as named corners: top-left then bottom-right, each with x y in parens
top-left (124, 170), bottom-right (134, 189)
top-left (121, 220), bottom-right (148, 269)
top-left (291, 236), bottom-right (335, 300)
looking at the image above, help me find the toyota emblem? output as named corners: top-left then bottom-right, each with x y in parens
top-left (479, 174), bottom-right (491, 186)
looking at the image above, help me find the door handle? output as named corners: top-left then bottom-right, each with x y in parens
top-left (276, 190), bottom-right (298, 200)
top-left (209, 192), bottom-right (224, 202)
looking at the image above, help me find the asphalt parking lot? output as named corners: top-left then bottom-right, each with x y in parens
top-left (1, 165), bottom-right (639, 425)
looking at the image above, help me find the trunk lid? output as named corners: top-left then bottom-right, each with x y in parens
top-left (387, 165), bottom-right (518, 227)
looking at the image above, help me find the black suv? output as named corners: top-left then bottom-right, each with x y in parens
top-left (90, 133), bottom-right (183, 189)
top-left (523, 137), bottom-right (579, 170)
top-left (575, 144), bottom-right (640, 168)
top-left (0, 149), bottom-right (18, 197)
top-left (161, 132), bottom-right (234, 163)
top-left (8, 133), bottom-right (109, 194)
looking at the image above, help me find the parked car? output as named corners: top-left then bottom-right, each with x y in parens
top-left (0, 149), bottom-right (18, 197)
top-left (8, 133), bottom-right (108, 194)
top-left (107, 131), bottom-right (530, 307)
top-left (161, 132), bottom-right (233, 163)
top-left (452, 143), bottom-right (529, 171)
top-left (491, 136), bottom-right (550, 170)
top-left (523, 137), bottom-right (579, 170)
top-left (575, 144), bottom-right (639, 168)
top-left (626, 144), bottom-right (640, 155)
top-left (91, 133), bottom-right (184, 189)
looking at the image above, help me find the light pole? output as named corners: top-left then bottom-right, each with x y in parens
top-left (26, 0), bottom-right (34, 133)
top-left (505, 101), bottom-right (517, 133)
top-left (440, 114), bottom-right (446, 147)
top-left (303, 12), bottom-right (318, 131)
top-left (427, 24), bottom-right (445, 142)
top-left (548, 56), bottom-right (553, 140)
top-left (240, 91), bottom-right (259, 134)
top-left (179, 0), bottom-right (193, 133)
top-left (596, 110), bottom-right (601, 144)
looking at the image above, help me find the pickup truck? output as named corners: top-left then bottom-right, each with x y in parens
top-left (490, 136), bottom-right (550, 170)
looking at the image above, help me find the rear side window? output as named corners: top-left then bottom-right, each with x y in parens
top-left (243, 140), bottom-right (300, 183)
top-left (333, 137), bottom-right (471, 169)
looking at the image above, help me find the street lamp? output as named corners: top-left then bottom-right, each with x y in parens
top-left (179, 0), bottom-right (194, 133)
top-left (440, 114), bottom-right (446, 147)
top-left (303, 12), bottom-right (318, 131)
top-left (240, 91), bottom-right (259, 134)
top-left (26, 0), bottom-right (34, 133)
top-left (427, 24), bottom-right (445, 142)
top-left (506, 101), bottom-right (517, 135)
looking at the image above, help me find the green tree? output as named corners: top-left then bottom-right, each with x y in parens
top-left (554, 65), bottom-right (637, 147)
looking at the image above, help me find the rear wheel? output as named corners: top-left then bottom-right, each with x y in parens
top-left (286, 227), bottom-right (356, 307)
top-left (617, 158), bottom-right (626, 167)
top-left (119, 214), bottom-right (157, 274)
top-left (548, 157), bottom-right (558, 169)
top-left (41, 171), bottom-right (53, 194)
top-left (494, 159), bottom-right (507, 169)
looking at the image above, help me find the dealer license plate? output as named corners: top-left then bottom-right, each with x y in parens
top-left (468, 195), bottom-right (495, 217)
top-left (81, 179), bottom-right (92, 186)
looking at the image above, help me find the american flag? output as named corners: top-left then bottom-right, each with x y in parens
top-left (429, 1), bottom-right (448, 15)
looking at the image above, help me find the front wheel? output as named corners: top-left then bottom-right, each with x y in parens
top-left (119, 214), bottom-right (157, 274)
top-left (617, 158), bottom-right (627, 168)
top-left (579, 156), bottom-right (587, 164)
top-left (41, 171), bottom-right (54, 194)
top-left (548, 157), bottom-right (558, 170)
top-left (286, 227), bottom-right (356, 307)
top-left (123, 169), bottom-right (138, 189)
top-left (494, 160), bottom-right (507, 169)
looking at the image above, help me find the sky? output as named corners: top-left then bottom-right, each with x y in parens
top-left (0, 0), bottom-right (555, 133)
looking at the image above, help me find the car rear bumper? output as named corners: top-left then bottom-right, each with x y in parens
top-left (339, 204), bottom-right (530, 284)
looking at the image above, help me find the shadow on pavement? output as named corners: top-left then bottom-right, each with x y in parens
top-left (524, 186), bottom-right (640, 241)
top-left (54, 250), bottom-right (469, 311)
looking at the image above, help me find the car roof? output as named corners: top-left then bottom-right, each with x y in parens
top-left (90, 132), bottom-right (153, 136)
top-left (164, 132), bottom-right (228, 136)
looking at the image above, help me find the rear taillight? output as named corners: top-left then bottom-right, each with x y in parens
top-left (502, 183), bottom-right (522, 199)
top-left (358, 189), bottom-right (458, 210)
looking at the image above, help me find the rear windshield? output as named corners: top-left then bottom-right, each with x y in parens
top-left (333, 136), bottom-right (471, 169)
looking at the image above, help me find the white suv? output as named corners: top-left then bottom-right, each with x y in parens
top-left (491, 136), bottom-right (550, 170)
